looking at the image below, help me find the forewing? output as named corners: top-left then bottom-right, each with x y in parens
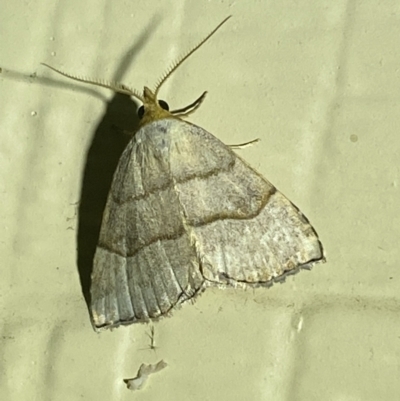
top-left (168, 121), bottom-right (325, 286)
top-left (90, 121), bottom-right (204, 330)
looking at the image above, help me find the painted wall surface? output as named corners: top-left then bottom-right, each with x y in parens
top-left (1, 1), bottom-right (399, 400)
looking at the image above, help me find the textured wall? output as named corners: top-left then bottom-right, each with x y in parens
top-left (2, 1), bottom-right (400, 400)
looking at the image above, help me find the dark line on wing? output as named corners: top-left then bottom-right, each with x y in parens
top-left (188, 186), bottom-right (276, 227)
top-left (98, 226), bottom-right (187, 258)
top-left (111, 158), bottom-right (235, 205)
top-left (97, 188), bottom-right (277, 258)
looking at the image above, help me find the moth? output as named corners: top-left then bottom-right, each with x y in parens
top-left (43, 16), bottom-right (325, 331)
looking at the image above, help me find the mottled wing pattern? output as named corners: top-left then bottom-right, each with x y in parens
top-left (91, 121), bottom-right (206, 329)
top-left (166, 120), bottom-right (324, 285)
top-left (91, 118), bottom-right (324, 330)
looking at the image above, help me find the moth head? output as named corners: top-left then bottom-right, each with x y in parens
top-left (135, 85), bottom-right (206, 127)
top-left (136, 87), bottom-right (171, 125)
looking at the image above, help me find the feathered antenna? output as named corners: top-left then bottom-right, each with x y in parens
top-left (41, 63), bottom-right (144, 102)
top-left (154, 16), bottom-right (231, 96)
top-left (41, 16), bottom-right (231, 108)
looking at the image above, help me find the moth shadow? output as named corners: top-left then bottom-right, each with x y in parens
top-left (75, 14), bottom-right (161, 320)
top-left (76, 93), bottom-right (139, 313)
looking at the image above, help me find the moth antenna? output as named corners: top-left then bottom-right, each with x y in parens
top-left (41, 63), bottom-right (144, 102)
top-left (154, 16), bottom-right (231, 96)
